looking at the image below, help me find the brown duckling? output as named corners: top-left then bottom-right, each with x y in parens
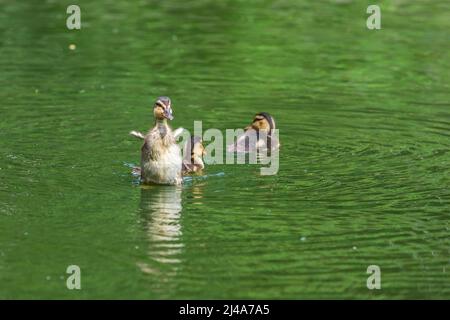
top-left (137, 96), bottom-right (183, 185)
top-left (227, 112), bottom-right (280, 153)
top-left (182, 136), bottom-right (206, 174)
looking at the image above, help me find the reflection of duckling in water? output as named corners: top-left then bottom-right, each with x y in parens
top-left (182, 136), bottom-right (206, 175)
top-left (130, 96), bottom-right (184, 185)
top-left (227, 112), bottom-right (280, 153)
top-left (137, 186), bottom-right (183, 277)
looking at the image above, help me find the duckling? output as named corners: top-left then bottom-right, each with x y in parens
top-left (138, 96), bottom-right (183, 185)
top-left (227, 112), bottom-right (280, 153)
top-left (182, 136), bottom-right (206, 174)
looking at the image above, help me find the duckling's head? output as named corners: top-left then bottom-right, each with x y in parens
top-left (191, 136), bottom-right (206, 160)
top-left (184, 136), bottom-right (206, 167)
top-left (246, 112), bottom-right (276, 134)
top-left (153, 96), bottom-right (174, 121)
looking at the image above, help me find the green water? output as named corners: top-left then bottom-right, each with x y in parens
top-left (0, 0), bottom-right (449, 299)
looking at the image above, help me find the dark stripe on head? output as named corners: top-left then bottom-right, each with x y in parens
top-left (155, 96), bottom-right (171, 108)
top-left (255, 112), bottom-right (275, 133)
top-left (190, 136), bottom-right (202, 150)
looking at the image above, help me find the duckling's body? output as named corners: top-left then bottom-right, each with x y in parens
top-left (227, 112), bottom-right (280, 153)
top-left (182, 136), bottom-right (206, 174)
top-left (139, 97), bottom-right (183, 186)
top-left (141, 122), bottom-right (182, 185)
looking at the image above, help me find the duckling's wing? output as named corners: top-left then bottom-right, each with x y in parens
top-left (182, 161), bottom-right (202, 175)
top-left (129, 130), bottom-right (145, 140)
top-left (269, 135), bottom-right (280, 150)
top-left (182, 160), bottom-right (192, 173)
top-left (173, 127), bottom-right (184, 139)
top-left (227, 129), bottom-right (259, 153)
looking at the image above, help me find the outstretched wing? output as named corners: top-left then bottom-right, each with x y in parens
top-left (129, 130), bottom-right (145, 140)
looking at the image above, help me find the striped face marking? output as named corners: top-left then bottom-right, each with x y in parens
top-left (252, 112), bottom-right (275, 133)
top-left (154, 96), bottom-right (173, 120)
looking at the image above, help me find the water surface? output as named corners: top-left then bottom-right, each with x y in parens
top-left (0, 0), bottom-right (449, 299)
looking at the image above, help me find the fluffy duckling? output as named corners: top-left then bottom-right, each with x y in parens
top-left (182, 136), bottom-right (206, 174)
top-left (227, 112), bottom-right (280, 153)
top-left (138, 96), bottom-right (183, 185)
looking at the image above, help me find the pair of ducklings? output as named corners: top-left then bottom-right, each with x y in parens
top-left (130, 96), bottom-right (278, 186)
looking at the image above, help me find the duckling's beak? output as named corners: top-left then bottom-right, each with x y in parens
top-left (164, 107), bottom-right (174, 120)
